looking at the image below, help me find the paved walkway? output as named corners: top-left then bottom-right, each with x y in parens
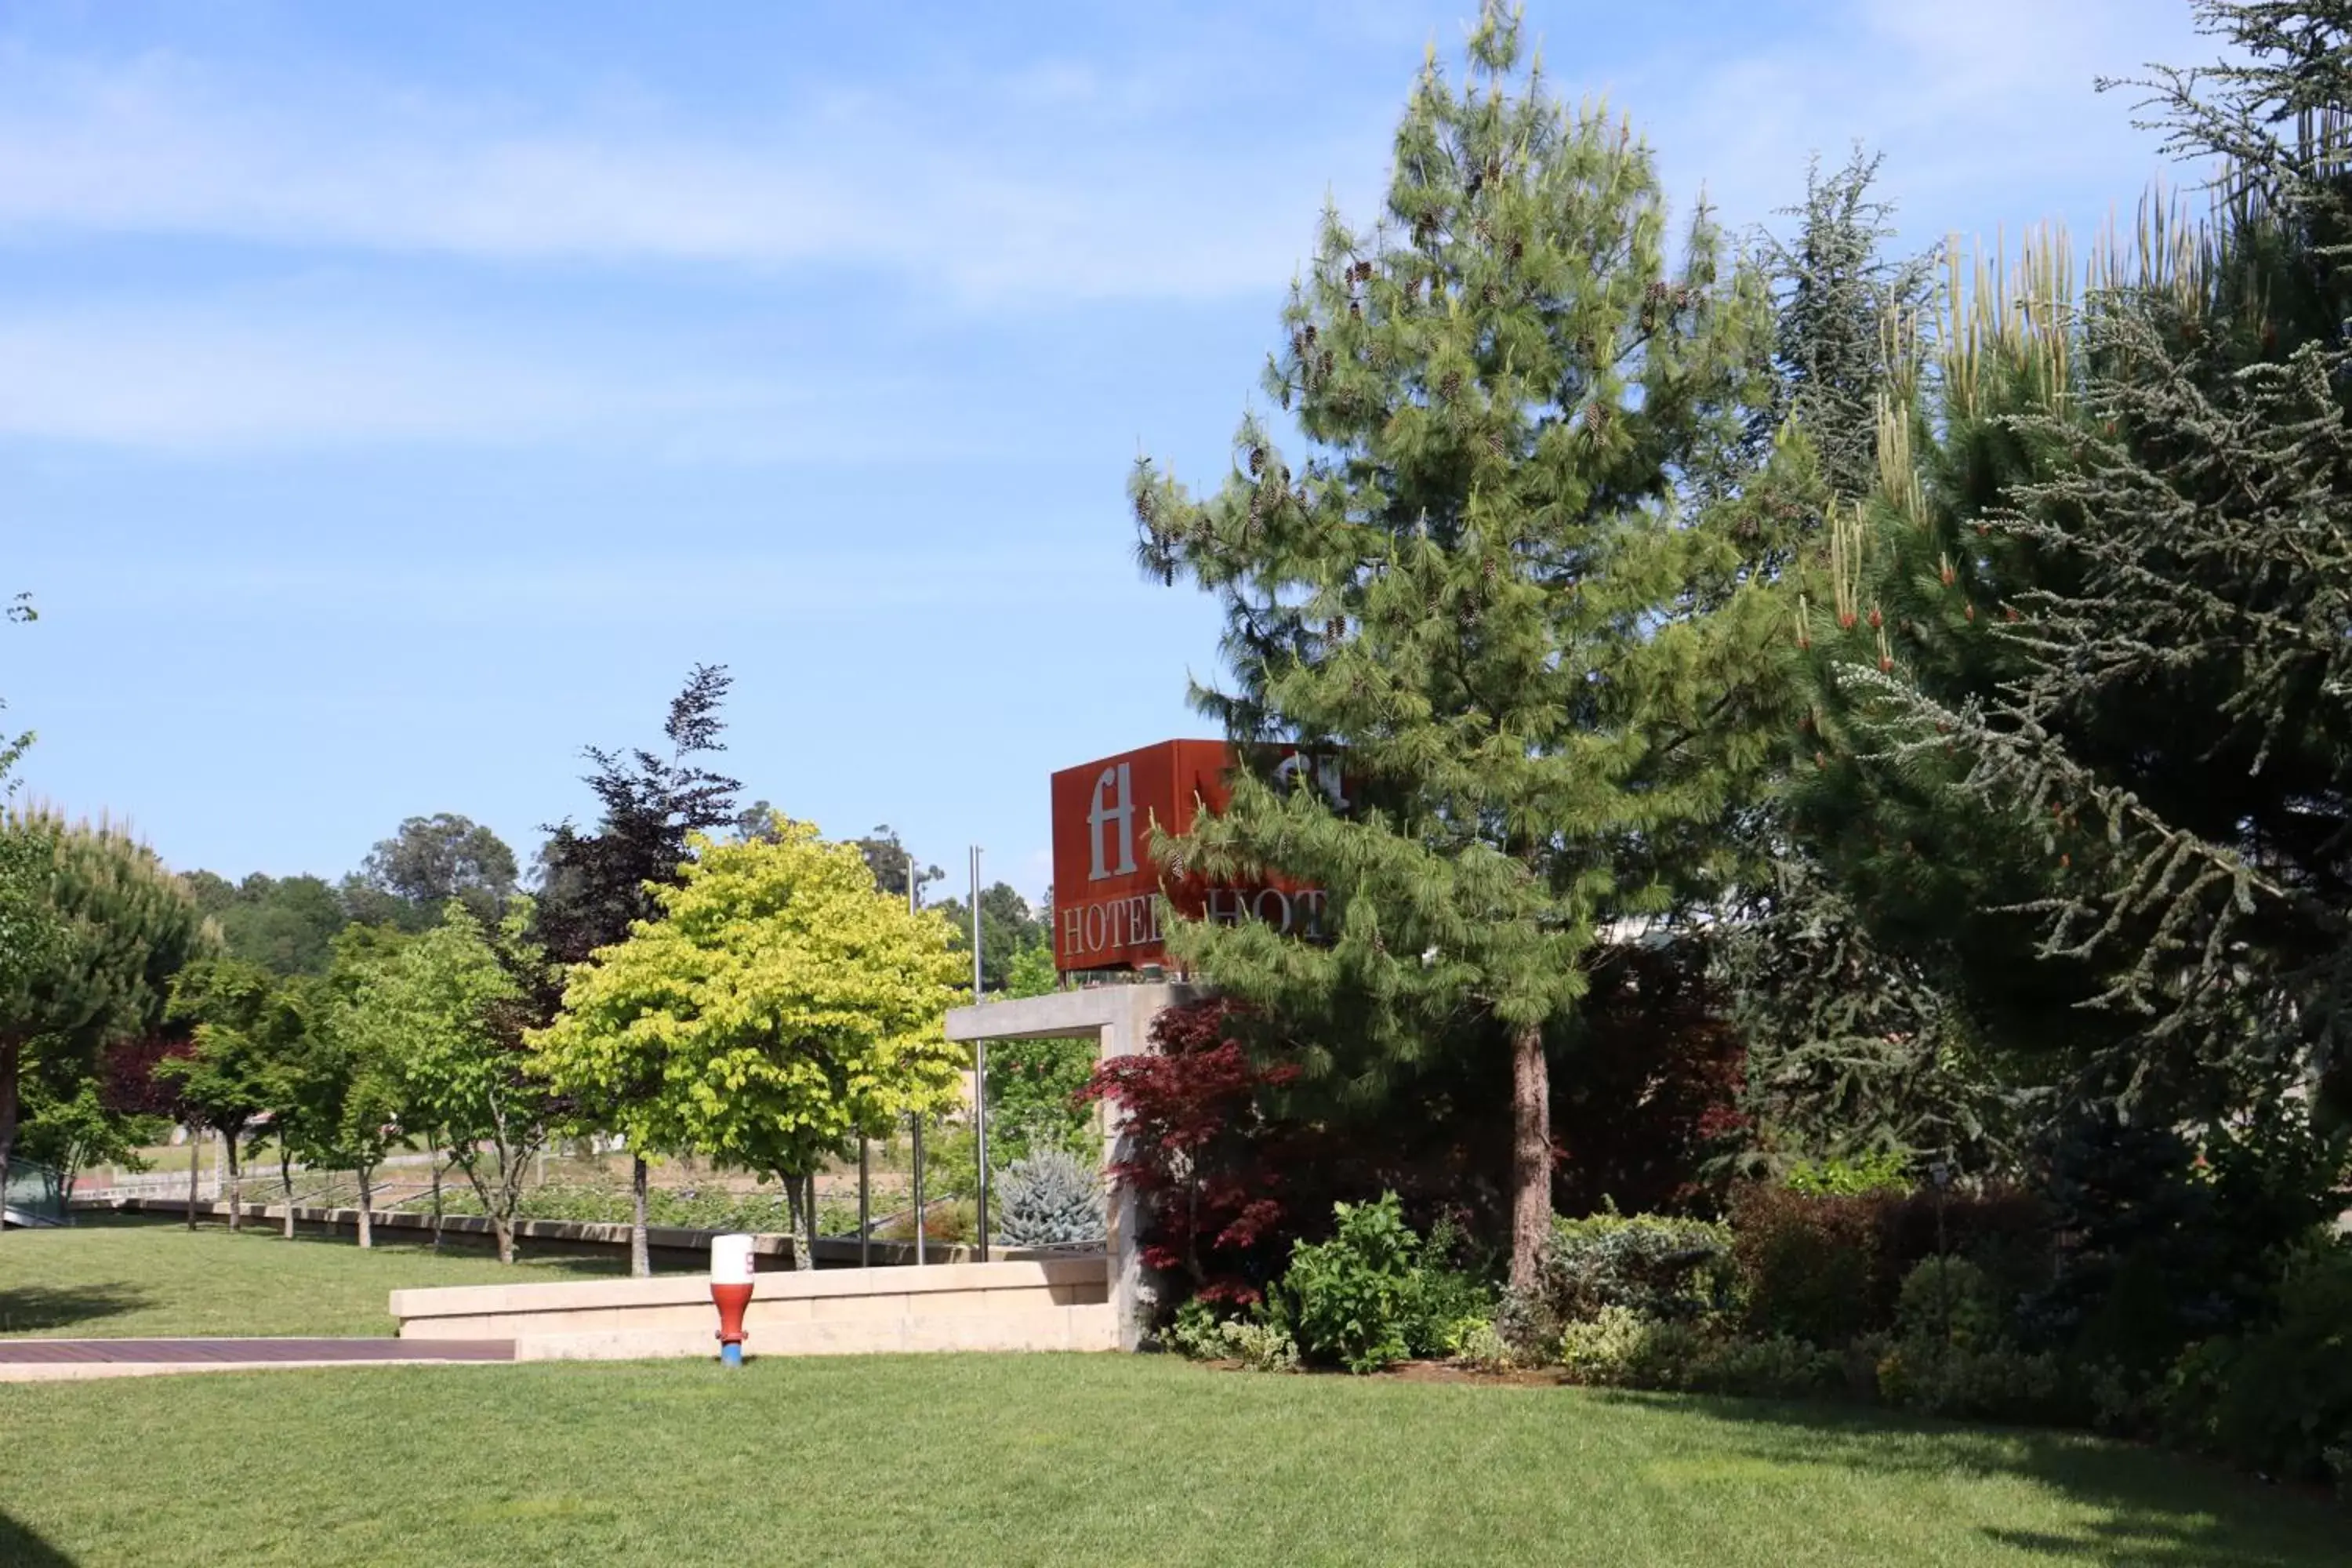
top-left (0, 1338), bottom-right (513, 1381)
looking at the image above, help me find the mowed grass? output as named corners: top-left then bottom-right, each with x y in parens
top-left (0, 1214), bottom-right (641, 1338)
top-left (2, 1356), bottom-right (2346, 1568)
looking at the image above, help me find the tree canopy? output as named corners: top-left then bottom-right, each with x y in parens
top-left (1131, 4), bottom-right (1778, 1287)
top-left (529, 820), bottom-right (967, 1264)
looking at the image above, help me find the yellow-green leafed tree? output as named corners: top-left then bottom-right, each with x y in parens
top-left (529, 818), bottom-right (967, 1269)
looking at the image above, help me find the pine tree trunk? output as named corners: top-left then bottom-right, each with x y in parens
top-left (630, 1154), bottom-right (650, 1279)
top-left (429, 1136), bottom-right (444, 1252)
top-left (186, 1132), bottom-right (198, 1230)
top-left (356, 1164), bottom-right (374, 1250)
top-left (1509, 1019), bottom-right (1552, 1297)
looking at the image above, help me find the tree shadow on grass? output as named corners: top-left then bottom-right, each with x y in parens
top-left (0, 1283), bottom-right (151, 1334)
top-left (1588, 1392), bottom-right (2346, 1567)
top-left (0, 1512), bottom-right (77, 1566)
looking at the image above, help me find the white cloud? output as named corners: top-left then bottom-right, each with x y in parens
top-left (0, 298), bottom-right (1032, 457)
top-left (1619, 0), bottom-right (2210, 249)
top-left (0, 5), bottom-right (2230, 456)
top-left (0, 44), bottom-right (1367, 304)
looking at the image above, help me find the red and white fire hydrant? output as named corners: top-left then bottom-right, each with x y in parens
top-left (711, 1232), bottom-right (755, 1367)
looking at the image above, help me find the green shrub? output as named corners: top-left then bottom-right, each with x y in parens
top-left (1406, 1215), bottom-right (1497, 1358)
top-left (1539, 1212), bottom-right (1736, 1324)
top-left (1731, 1185), bottom-right (1882, 1345)
top-left (1452, 1319), bottom-right (1515, 1373)
top-left (1269, 1194), bottom-right (1497, 1373)
top-left (1555, 1308), bottom-right (1838, 1398)
top-left (1875, 1338), bottom-right (2068, 1422)
top-left (1893, 1256), bottom-right (2005, 1351)
top-left (1785, 1152), bottom-right (1909, 1196)
top-left (1690, 1334), bottom-right (1844, 1399)
top-left (2165, 1241), bottom-right (2352, 1486)
top-left (1277, 1192), bottom-right (1424, 1374)
top-left (1558, 1307), bottom-right (1685, 1386)
top-left (1166, 1300), bottom-right (1299, 1372)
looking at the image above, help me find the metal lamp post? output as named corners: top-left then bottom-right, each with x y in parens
top-left (971, 845), bottom-right (989, 1264)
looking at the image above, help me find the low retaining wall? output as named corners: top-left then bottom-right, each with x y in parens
top-left (71, 1196), bottom-right (1080, 1269)
top-left (392, 1257), bottom-right (1119, 1359)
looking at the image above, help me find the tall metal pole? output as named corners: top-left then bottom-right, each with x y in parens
top-left (908, 846), bottom-right (924, 1267)
top-left (858, 1137), bottom-right (870, 1269)
top-left (971, 844), bottom-right (989, 1264)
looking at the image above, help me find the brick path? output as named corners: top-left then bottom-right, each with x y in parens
top-left (0, 1338), bottom-right (513, 1380)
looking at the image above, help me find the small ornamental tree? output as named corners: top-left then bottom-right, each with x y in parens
top-left (354, 903), bottom-right (553, 1264)
top-left (161, 957), bottom-right (305, 1232)
top-left (1080, 998), bottom-right (1305, 1310)
top-left (529, 818), bottom-right (967, 1269)
top-left (1129, 5), bottom-right (1777, 1289)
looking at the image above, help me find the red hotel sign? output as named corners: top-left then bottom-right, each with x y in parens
top-left (1050, 739), bottom-right (1338, 973)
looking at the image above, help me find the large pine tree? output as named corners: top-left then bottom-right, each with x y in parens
top-left (1132, 5), bottom-right (1776, 1289)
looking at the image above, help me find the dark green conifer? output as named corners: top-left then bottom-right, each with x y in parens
top-left (1132, 4), bottom-right (1775, 1288)
top-left (1803, 0), bottom-right (2352, 1123)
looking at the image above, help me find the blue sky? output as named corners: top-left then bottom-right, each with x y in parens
top-left (1, 0), bottom-right (2210, 901)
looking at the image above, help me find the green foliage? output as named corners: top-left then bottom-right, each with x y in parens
top-left (1730, 1186), bottom-right (1884, 1345)
top-left (1166, 1299), bottom-right (1301, 1373)
top-left (1, 807), bottom-right (210, 1196)
top-left (13, 1080), bottom-right (158, 1192)
top-left (1451, 1318), bottom-right (1516, 1372)
top-left (1269, 1193), bottom-right (1493, 1373)
top-left (2165, 1240), bottom-right (2352, 1487)
top-left (1781, 2), bottom-right (2352, 1132)
top-left (343, 814), bottom-right (520, 933)
top-left (2020, 1102), bottom-right (2346, 1375)
top-left (1893, 1256), bottom-right (2005, 1351)
top-left (1557, 1305), bottom-right (1678, 1384)
top-left (1534, 1212), bottom-right (1737, 1326)
top-left (346, 902), bottom-right (553, 1258)
top-left (931, 883), bottom-right (1047, 995)
top-left (1410, 1217), bottom-right (1499, 1357)
top-left (529, 821), bottom-right (967, 1199)
top-left (1786, 1152), bottom-right (1910, 1196)
top-left (993, 1144), bottom-right (1104, 1246)
top-left (183, 871), bottom-right (350, 975)
top-left (986, 1029), bottom-right (1095, 1163)
top-left (1556, 1308), bottom-right (1840, 1399)
top-left (162, 957), bottom-right (312, 1206)
top-left (1004, 939), bottom-right (1057, 1000)
top-left (0, 811), bottom-right (59, 1019)
top-left (1131, 2), bottom-right (1779, 1287)
top-left (1874, 1338), bottom-right (2068, 1424)
top-left (1275, 1192), bottom-right (1422, 1374)
top-left (849, 824), bottom-right (942, 905)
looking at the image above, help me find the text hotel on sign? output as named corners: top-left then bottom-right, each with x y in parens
top-left (1048, 739), bottom-right (1336, 974)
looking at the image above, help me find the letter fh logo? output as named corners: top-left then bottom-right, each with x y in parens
top-left (1087, 764), bottom-right (1138, 881)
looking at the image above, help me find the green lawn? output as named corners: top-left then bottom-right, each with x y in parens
top-left (0, 1214), bottom-right (646, 1338)
top-left (2, 1356), bottom-right (2344, 1567)
top-left (2, 1221), bottom-right (2343, 1566)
